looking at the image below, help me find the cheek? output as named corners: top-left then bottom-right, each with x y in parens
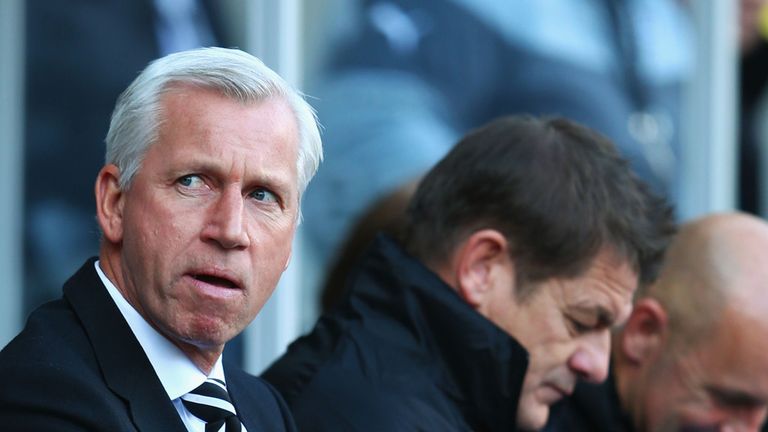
top-left (643, 371), bottom-right (706, 429)
top-left (522, 316), bottom-right (576, 367)
top-left (125, 196), bottom-right (185, 241)
top-left (245, 223), bottom-right (295, 283)
top-left (251, 219), bottom-right (295, 256)
top-left (123, 207), bottom-right (199, 290)
top-left (524, 338), bottom-right (578, 383)
top-left (673, 404), bottom-right (729, 430)
top-left (130, 215), bottom-right (188, 260)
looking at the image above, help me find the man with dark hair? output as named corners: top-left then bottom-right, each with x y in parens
top-left (545, 212), bottom-right (768, 432)
top-left (263, 115), bottom-right (675, 431)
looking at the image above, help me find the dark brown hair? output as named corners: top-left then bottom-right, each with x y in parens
top-left (404, 116), bottom-right (675, 296)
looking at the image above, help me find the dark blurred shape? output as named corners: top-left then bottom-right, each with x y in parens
top-left (319, 179), bottom-right (418, 312)
top-left (739, 0), bottom-right (768, 214)
top-left (302, 0), bottom-right (693, 280)
top-left (740, 38), bottom-right (768, 213)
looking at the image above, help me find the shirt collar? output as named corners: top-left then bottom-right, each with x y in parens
top-left (94, 260), bottom-right (226, 400)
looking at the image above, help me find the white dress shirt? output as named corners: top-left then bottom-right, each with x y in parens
top-left (95, 261), bottom-right (247, 432)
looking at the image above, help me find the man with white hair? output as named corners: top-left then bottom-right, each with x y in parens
top-left (546, 212), bottom-right (768, 432)
top-left (0, 47), bottom-right (322, 431)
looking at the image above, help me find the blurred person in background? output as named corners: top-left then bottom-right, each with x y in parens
top-left (545, 212), bottom-right (768, 432)
top-left (739, 0), bottom-right (768, 214)
top-left (302, 0), bottom-right (693, 283)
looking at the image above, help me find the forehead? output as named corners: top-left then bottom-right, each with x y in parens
top-left (157, 86), bottom-right (299, 149)
top-left (558, 249), bottom-right (637, 324)
top-left (147, 88), bottom-right (299, 185)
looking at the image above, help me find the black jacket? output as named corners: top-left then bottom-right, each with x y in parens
top-left (544, 372), bottom-right (633, 432)
top-left (0, 259), bottom-right (296, 431)
top-left (263, 236), bottom-right (529, 431)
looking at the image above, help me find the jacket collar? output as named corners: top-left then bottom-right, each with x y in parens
top-left (348, 235), bottom-right (529, 432)
top-left (225, 363), bottom-right (297, 430)
top-left (546, 369), bottom-right (633, 432)
top-left (63, 258), bottom-right (187, 432)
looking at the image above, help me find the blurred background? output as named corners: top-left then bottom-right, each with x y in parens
top-left (1, 0), bottom-right (767, 374)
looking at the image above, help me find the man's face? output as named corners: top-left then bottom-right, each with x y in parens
top-left (113, 87), bottom-right (299, 354)
top-left (640, 306), bottom-right (768, 432)
top-left (486, 248), bottom-right (637, 430)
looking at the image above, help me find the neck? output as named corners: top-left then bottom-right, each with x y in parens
top-left (174, 342), bottom-right (223, 375)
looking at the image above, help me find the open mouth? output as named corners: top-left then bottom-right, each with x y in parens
top-left (192, 274), bottom-right (239, 289)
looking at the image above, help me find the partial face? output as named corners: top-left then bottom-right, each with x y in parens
top-left (640, 306), bottom-right (768, 432)
top-left (108, 87), bottom-right (299, 354)
top-left (486, 249), bottom-right (637, 430)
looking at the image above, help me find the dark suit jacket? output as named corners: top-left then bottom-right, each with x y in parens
top-left (0, 258), bottom-right (296, 431)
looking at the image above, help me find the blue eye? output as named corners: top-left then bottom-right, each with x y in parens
top-left (178, 175), bottom-right (204, 188)
top-left (250, 188), bottom-right (278, 203)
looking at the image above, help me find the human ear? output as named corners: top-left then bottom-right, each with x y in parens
top-left (455, 229), bottom-right (511, 310)
top-left (620, 297), bottom-right (668, 366)
top-left (95, 164), bottom-right (125, 244)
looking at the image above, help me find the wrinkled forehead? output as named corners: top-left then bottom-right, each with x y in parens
top-left (560, 249), bottom-right (638, 325)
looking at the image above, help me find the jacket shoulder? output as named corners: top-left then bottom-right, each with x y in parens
top-left (0, 298), bottom-right (99, 375)
top-left (268, 332), bottom-right (468, 431)
top-left (0, 300), bottom-right (134, 430)
top-left (287, 364), bottom-right (466, 432)
top-left (226, 364), bottom-right (298, 431)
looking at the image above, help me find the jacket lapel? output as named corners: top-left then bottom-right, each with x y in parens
top-left (63, 259), bottom-right (187, 432)
top-left (226, 361), bottom-right (297, 431)
top-left (226, 364), bottom-right (269, 430)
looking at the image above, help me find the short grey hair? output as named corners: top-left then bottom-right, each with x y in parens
top-left (105, 47), bottom-right (322, 197)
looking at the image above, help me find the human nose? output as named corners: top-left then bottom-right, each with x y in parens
top-left (202, 187), bottom-right (250, 249)
top-left (568, 330), bottom-right (611, 383)
top-left (719, 423), bottom-right (757, 432)
top-left (718, 407), bottom-right (768, 432)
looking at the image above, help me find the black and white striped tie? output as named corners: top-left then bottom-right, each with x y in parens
top-left (181, 378), bottom-right (242, 432)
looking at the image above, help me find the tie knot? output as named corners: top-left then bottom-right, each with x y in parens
top-left (181, 378), bottom-right (242, 432)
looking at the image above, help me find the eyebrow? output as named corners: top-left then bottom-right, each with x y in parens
top-left (175, 160), bottom-right (294, 195)
top-left (706, 385), bottom-right (766, 407)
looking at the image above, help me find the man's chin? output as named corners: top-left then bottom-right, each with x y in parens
top-left (648, 416), bottom-right (719, 432)
top-left (516, 398), bottom-right (550, 431)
